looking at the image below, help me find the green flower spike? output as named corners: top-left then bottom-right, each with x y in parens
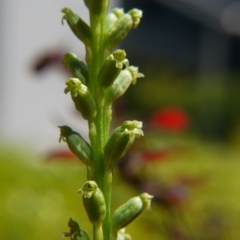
top-left (98, 49), bottom-right (129, 89)
top-left (59, 125), bottom-right (92, 166)
top-left (104, 120), bottom-right (144, 167)
top-left (107, 8), bottom-right (143, 49)
top-left (78, 181), bottom-right (106, 226)
top-left (61, 8), bottom-right (92, 45)
top-left (62, 218), bottom-right (90, 240)
top-left (112, 193), bottom-right (153, 233)
top-left (105, 66), bottom-right (144, 103)
top-left (62, 53), bottom-right (89, 85)
top-left (64, 78), bottom-right (96, 120)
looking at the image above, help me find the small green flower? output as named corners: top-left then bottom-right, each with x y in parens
top-left (128, 9), bottom-right (143, 28)
top-left (62, 218), bottom-right (90, 240)
top-left (64, 78), bottom-right (96, 120)
top-left (78, 181), bottom-right (106, 225)
top-left (104, 120), bottom-right (144, 167)
top-left (98, 49), bottom-right (129, 89)
top-left (107, 8), bottom-right (124, 30)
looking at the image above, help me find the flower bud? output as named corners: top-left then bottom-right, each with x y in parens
top-left (98, 49), bottom-right (129, 89)
top-left (107, 9), bottom-right (143, 49)
top-left (59, 125), bottom-right (92, 166)
top-left (62, 53), bottom-right (89, 85)
top-left (112, 193), bottom-right (153, 232)
top-left (62, 218), bottom-right (90, 240)
top-left (78, 181), bottom-right (106, 225)
top-left (104, 120), bottom-right (144, 166)
top-left (61, 8), bottom-right (92, 45)
top-left (105, 66), bottom-right (144, 103)
top-left (64, 78), bottom-right (96, 120)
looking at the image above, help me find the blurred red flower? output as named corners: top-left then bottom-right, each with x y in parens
top-left (149, 107), bottom-right (190, 131)
top-left (45, 149), bottom-right (78, 162)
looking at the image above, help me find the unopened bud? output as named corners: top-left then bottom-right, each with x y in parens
top-left (105, 66), bottom-right (144, 103)
top-left (62, 53), bottom-right (89, 85)
top-left (104, 120), bottom-right (143, 167)
top-left (112, 193), bottom-right (153, 232)
top-left (59, 126), bottom-right (92, 166)
top-left (61, 8), bottom-right (92, 45)
top-left (107, 9), bottom-right (143, 49)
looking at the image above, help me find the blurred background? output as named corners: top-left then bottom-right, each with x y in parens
top-left (0, 0), bottom-right (240, 239)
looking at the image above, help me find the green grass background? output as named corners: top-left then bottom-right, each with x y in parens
top-left (1, 139), bottom-right (240, 240)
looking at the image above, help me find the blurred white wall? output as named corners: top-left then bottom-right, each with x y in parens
top-left (0, 0), bottom-right (121, 152)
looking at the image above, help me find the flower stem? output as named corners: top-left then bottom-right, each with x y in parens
top-left (87, 1), bottom-right (113, 239)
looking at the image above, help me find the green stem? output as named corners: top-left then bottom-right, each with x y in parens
top-left (102, 169), bottom-right (113, 240)
top-left (93, 224), bottom-right (104, 240)
top-left (87, 1), bottom-right (113, 239)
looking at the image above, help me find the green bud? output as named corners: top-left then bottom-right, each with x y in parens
top-left (105, 66), bottom-right (144, 103)
top-left (107, 9), bottom-right (143, 49)
top-left (78, 181), bottom-right (106, 225)
top-left (64, 78), bottom-right (96, 120)
top-left (104, 120), bottom-right (144, 166)
top-left (61, 8), bottom-right (92, 45)
top-left (98, 49), bottom-right (129, 89)
top-left (112, 193), bottom-right (153, 232)
top-left (59, 126), bottom-right (92, 166)
top-left (62, 218), bottom-right (90, 240)
top-left (62, 53), bottom-right (89, 85)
